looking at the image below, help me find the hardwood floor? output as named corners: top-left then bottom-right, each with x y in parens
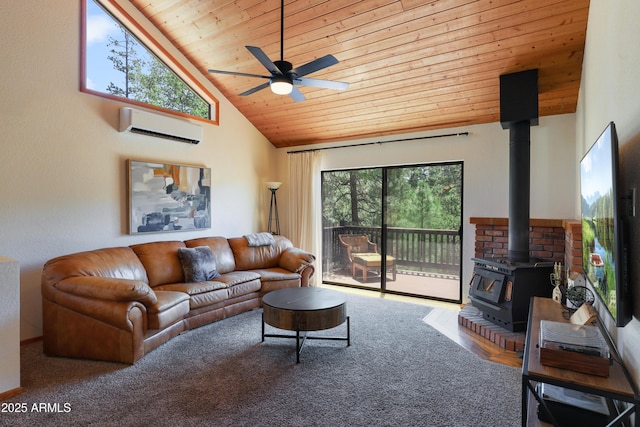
top-left (323, 284), bottom-right (523, 368)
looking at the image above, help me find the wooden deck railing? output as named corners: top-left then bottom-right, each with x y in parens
top-left (323, 226), bottom-right (461, 276)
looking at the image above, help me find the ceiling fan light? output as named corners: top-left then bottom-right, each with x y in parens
top-left (270, 76), bottom-right (293, 95)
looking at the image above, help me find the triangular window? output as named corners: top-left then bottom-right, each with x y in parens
top-left (82, 0), bottom-right (218, 123)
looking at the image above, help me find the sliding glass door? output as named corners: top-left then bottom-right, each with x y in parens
top-left (322, 162), bottom-right (462, 303)
top-left (322, 168), bottom-right (383, 291)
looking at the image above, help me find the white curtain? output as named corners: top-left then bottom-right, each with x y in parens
top-left (288, 151), bottom-right (322, 286)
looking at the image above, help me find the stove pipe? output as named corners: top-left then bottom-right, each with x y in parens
top-left (500, 69), bottom-right (539, 263)
top-left (508, 121), bottom-right (531, 262)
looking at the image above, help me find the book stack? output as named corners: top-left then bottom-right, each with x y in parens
top-left (539, 320), bottom-right (610, 377)
top-left (536, 383), bottom-right (610, 426)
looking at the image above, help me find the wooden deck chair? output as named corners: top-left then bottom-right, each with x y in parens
top-left (338, 234), bottom-right (395, 281)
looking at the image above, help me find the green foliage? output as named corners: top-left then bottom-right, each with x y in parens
top-left (106, 28), bottom-right (209, 119)
top-left (322, 163), bottom-right (462, 230)
top-left (322, 169), bottom-right (382, 227)
top-left (387, 164), bottom-right (461, 229)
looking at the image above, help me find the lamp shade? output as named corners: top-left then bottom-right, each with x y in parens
top-left (265, 181), bottom-right (281, 190)
top-left (270, 76), bottom-right (293, 95)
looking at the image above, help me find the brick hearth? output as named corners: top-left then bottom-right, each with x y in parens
top-left (458, 304), bottom-right (525, 352)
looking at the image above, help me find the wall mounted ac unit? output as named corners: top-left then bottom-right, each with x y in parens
top-left (119, 107), bottom-right (203, 144)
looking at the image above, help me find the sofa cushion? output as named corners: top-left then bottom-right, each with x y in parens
top-left (184, 237), bottom-right (236, 274)
top-left (130, 241), bottom-right (186, 287)
top-left (227, 235), bottom-right (293, 271)
top-left (252, 268), bottom-right (301, 293)
top-left (253, 268), bottom-right (300, 282)
top-left (189, 289), bottom-right (229, 309)
top-left (215, 271), bottom-right (261, 298)
top-left (147, 291), bottom-right (190, 330)
top-left (227, 278), bottom-right (261, 298)
top-left (215, 271), bottom-right (261, 287)
top-left (154, 281), bottom-right (229, 310)
top-left (177, 246), bottom-right (221, 282)
top-left (154, 281), bottom-right (228, 295)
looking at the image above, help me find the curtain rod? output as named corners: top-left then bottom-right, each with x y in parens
top-left (286, 132), bottom-right (469, 154)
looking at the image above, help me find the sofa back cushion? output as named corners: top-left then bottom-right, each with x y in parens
top-left (184, 237), bottom-right (236, 274)
top-left (227, 235), bottom-right (293, 271)
top-left (130, 241), bottom-right (186, 287)
top-left (42, 247), bottom-right (148, 286)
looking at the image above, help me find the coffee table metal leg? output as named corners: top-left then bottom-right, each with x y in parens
top-left (264, 324), bottom-right (350, 363)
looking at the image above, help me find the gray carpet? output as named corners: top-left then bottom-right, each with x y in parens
top-left (2, 292), bottom-right (521, 426)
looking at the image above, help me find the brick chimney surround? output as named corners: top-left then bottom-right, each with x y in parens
top-left (470, 217), bottom-right (582, 276)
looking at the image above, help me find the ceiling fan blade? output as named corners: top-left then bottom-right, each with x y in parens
top-left (295, 77), bottom-right (349, 91)
top-left (289, 86), bottom-right (305, 102)
top-left (239, 82), bottom-right (271, 96)
top-left (208, 69), bottom-right (270, 79)
top-left (291, 54), bottom-right (339, 78)
top-left (246, 46), bottom-right (282, 76)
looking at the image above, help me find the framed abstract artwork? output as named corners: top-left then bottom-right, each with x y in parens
top-left (128, 160), bottom-right (211, 234)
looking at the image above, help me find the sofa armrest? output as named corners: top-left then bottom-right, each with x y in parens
top-left (42, 295), bottom-right (148, 363)
top-left (298, 264), bottom-right (315, 287)
top-left (43, 285), bottom-right (148, 332)
top-left (279, 248), bottom-right (316, 286)
top-left (55, 276), bottom-right (158, 307)
top-left (279, 247), bottom-right (315, 273)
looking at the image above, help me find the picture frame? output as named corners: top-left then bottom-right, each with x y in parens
top-left (128, 159), bottom-right (211, 234)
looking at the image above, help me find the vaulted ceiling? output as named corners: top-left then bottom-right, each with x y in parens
top-left (130, 0), bottom-right (590, 148)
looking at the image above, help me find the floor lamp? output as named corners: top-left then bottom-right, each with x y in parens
top-left (266, 182), bottom-right (281, 235)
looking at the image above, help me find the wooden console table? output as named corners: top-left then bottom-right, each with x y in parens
top-left (522, 297), bottom-right (639, 426)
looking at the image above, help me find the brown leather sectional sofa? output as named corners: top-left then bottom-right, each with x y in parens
top-left (41, 235), bottom-right (315, 364)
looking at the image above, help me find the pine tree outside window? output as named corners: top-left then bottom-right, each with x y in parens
top-left (82, 0), bottom-right (218, 123)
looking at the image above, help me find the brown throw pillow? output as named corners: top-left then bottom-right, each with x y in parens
top-left (177, 246), bottom-right (221, 282)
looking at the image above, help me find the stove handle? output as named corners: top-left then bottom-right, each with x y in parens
top-left (534, 261), bottom-right (555, 267)
top-left (468, 296), bottom-right (503, 311)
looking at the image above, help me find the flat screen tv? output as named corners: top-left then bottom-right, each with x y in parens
top-left (580, 121), bottom-right (631, 327)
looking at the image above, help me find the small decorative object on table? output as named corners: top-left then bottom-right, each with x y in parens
top-left (551, 262), bottom-right (564, 304)
top-left (566, 285), bottom-right (595, 310)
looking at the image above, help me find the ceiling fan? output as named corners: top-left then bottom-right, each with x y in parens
top-left (207, 0), bottom-right (348, 102)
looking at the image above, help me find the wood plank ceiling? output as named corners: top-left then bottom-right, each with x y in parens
top-left (130, 0), bottom-right (590, 148)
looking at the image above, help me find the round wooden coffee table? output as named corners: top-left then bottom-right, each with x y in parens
top-left (261, 287), bottom-right (350, 363)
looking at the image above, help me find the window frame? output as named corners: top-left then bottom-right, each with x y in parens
top-left (80, 0), bottom-right (219, 125)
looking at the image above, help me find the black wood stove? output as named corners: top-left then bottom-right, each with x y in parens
top-left (469, 69), bottom-right (554, 332)
top-left (469, 257), bottom-right (553, 332)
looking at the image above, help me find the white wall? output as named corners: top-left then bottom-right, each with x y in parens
top-left (276, 113), bottom-right (577, 302)
top-left (576, 0), bottom-right (640, 385)
top-left (0, 258), bottom-right (20, 395)
top-left (0, 1), bottom-right (276, 340)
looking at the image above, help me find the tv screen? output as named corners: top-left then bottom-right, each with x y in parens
top-left (580, 121), bottom-right (630, 327)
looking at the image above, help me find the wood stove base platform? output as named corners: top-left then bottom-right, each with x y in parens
top-left (458, 305), bottom-right (525, 353)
